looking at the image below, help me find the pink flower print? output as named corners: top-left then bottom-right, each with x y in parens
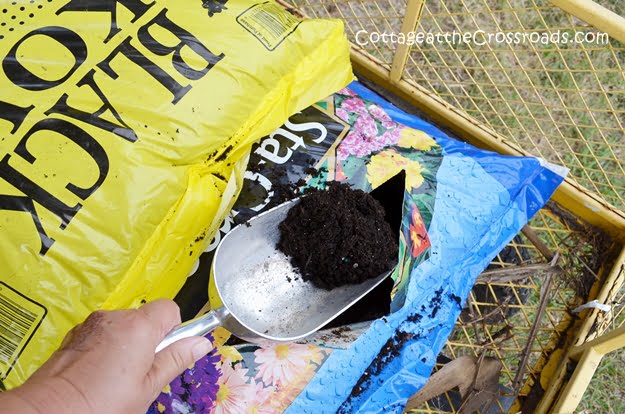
top-left (378, 127), bottom-right (403, 146)
top-left (336, 121), bottom-right (403, 160)
top-left (353, 114), bottom-right (379, 139)
top-left (341, 97), bottom-right (369, 116)
top-left (368, 104), bottom-right (397, 129)
top-left (254, 343), bottom-right (315, 387)
top-left (213, 360), bottom-right (253, 414)
top-left (338, 87), bottom-right (356, 96)
top-left (247, 381), bottom-right (275, 414)
top-left (337, 131), bottom-right (369, 160)
top-left (336, 107), bottom-right (350, 122)
top-left (382, 120), bottom-right (396, 129)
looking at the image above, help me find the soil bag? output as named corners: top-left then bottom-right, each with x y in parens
top-left (0, 0), bottom-right (352, 388)
top-left (152, 80), bottom-right (566, 414)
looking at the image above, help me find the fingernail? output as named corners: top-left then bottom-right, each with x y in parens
top-left (191, 337), bottom-right (213, 360)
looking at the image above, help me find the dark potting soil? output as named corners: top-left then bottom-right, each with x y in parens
top-left (278, 183), bottom-right (398, 290)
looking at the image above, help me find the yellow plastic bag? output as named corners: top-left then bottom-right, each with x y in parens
top-left (0, 0), bottom-right (352, 388)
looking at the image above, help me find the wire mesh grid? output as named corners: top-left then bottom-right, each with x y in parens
top-left (613, 285), bottom-right (625, 330)
top-left (287, 0), bottom-right (625, 212)
top-left (404, 0), bottom-right (625, 211)
top-left (591, 261), bottom-right (625, 336)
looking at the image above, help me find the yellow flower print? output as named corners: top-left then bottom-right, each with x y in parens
top-left (404, 159), bottom-right (426, 189)
top-left (212, 326), bottom-right (231, 346)
top-left (398, 128), bottom-right (437, 151)
top-left (217, 345), bottom-right (244, 363)
top-left (367, 149), bottom-right (426, 190)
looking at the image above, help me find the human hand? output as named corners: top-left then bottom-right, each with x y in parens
top-left (2, 299), bottom-right (212, 414)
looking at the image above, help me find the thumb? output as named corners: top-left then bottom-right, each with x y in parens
top-left (148, 336), bottom-right (213, 393)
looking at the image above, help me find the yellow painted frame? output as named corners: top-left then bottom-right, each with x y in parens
top-left (551, 313), bottom-right (625, 413)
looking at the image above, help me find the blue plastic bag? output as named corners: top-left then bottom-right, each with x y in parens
top-left (151, 81), bottom-right (565, 414)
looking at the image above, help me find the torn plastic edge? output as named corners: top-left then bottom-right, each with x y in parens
top-left (537, 157), bottom-right (569, 179)
top-left (572, 300), bottom-right (611, 313)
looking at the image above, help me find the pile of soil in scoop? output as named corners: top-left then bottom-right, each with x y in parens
top-left (278, 183), bottom-right (397, 290)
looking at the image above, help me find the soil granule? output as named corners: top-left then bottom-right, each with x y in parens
top-left (278, 183), bottom-right (397, 290)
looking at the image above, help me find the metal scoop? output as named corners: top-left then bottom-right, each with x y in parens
top-left (156, 197), bottom-right (394, 352)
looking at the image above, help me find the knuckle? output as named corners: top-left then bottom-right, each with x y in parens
top-left (127, 310), bottom-right (152, 331)
top-left (118, 310), bottom-right (153, 340)
top-left (157, 299), bottom-right (181, 321)
top-left (63, 310), bottom-right (111, 351)
top-left (168, 346), bottom-right (191, 370)
top-left (85, 309), bottom-right (107, 325)
top-left (140, 299), bottom-right (182, 331)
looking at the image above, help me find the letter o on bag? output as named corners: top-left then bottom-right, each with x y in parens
top-left (3, 26), bottom-right (87, 91)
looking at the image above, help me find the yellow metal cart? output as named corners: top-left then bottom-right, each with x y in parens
top-left (280, 0), bottom-right (625, 412)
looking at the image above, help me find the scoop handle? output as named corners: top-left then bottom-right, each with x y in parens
top-left (155, 309), bottom-right (222, 353)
